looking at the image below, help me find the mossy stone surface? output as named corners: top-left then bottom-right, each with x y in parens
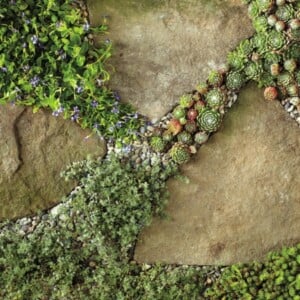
top-left (0, 105), bottom-right (106, 220)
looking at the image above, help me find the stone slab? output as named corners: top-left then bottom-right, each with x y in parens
top-left (134, 84), bottom-right (300, 265)
top-left (87, 0), bottom-right (253, 120)
top-left (0, 105), bottom-right (106, 220)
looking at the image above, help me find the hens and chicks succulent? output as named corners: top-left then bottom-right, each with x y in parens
top-left (149, 0), bottom-right (300, 165)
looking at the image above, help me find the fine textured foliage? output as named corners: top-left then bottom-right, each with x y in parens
top-left (0, 0), bottom-right (141, 141)
top-left (0, 156), bottom-right (209, 299)
top-left (204, 244), bottom-right (300, 300)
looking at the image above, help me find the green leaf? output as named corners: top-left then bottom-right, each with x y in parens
top-left (76, 55), bottom-right (85, 67)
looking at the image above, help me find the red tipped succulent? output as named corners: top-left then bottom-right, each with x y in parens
top-left (187, 109), bottom-right (198, 121)
top-left (264, 87), bottom-right (278, 101)
top-left (167, 119), bottom-right (183, 135)
top-left (194, 100), bottom-right (206, 112)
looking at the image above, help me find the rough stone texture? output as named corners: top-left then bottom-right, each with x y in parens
top-left (87, 0), bottom-right (254, 120)
top-left (0, 105), bottom-right (106, 220)
top-left (135, 84), bottom-right (300, 265)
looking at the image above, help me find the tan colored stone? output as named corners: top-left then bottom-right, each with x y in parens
top-left (87, 0), bottom-right (253, 120)
top-left (0, 105), bottom-right (106, 220)
top-left (134, 84), bottom-right (300, 265)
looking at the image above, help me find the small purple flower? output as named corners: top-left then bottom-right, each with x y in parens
top-left (1, 67), bottom-right (7, 72)
top-left (73, 106), bottom-right (80, 113)
top-left (52, 106), bottom-right (64, 117)
top-left (116, 121), bottom-right (123, 128)
top-left (83, 22), bottom-right (90, 31)
top-left (57, 106), bottom-right (64, 113)
top-left (111, 107), bottom-right (119, 114)
top-left (52, 111), bottom-right (60, 117)
top-left (71, 114), bottom-right (79, 122)
top-left (22, 42), bottom-right (27, 48)
top-left (113, 91), bottom-right (121, 101)
top-left (76, 85), bottom-right (84, 94)
top-left (25, 19), bottom-right (30, 24)
top-left (91, 100), bottom-right (98, 108)
top-left (133, 112), bottom-right (139, 119)
top-left (31, 35), bottom-right (38, 45)
top-left (30, 75), bottom-right (40, 87)
top-left (108, 126), bottom-right (114, 133)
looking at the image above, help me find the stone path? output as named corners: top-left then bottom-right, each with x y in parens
top-left (134, 84), bottom-right (300, 265)
top-left (0, 105), bottom-right (106, 220)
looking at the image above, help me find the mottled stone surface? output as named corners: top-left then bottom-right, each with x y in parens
top-left (87, 0), bottom-right (253, 120)
top-left (135, 84), bottom-right (300, 265)
top-left (0, 105), bottom-right (106, 220)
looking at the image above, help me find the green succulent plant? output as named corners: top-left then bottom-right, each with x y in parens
top-left (295, 70), bottom-right (300, 84)
top-left (284, 59), bottom-right (297, 72)
top-left (286, 84), bottom-right (298, 96)
top-left (194, 132), bottom-right (209, 144)
top-left (169, 142), bottom-right (191, 164)
top-left (179, 95), bottom-right (193, 108)
top-left (277, 71), bottom-right (294, 86)
top-left (237, 39), bottom-right (254, 57)
top-left (207, 70), bottom-right (223, 87)
top-left (162, 130), bottom-right (173, 142)
top-left (252, 33), bottom-right (268, 53)
top-left (245, 61), bottom-right (264, 80)
top-left (226, 71), bottom-right (247, 90)
top-left (150, 136), bottom-right (166, 152)
top-left (197, 108), bottom-right (222, 133)
top-left (264, 51), bottom-right (282, 66)
top-left (173, 105), bottom-right (186, 119)
top-left (248, 1), bottom-right (261, 19)
top-left (285, 43), bottom-right (300, 60)
top-left (177, 131), bottom-right (193, 145)
top-left (257, 71), bottom-right (276, 88)
top-left (290, 28), bottom-right (300, 41)
top-left (256, 0), bottom-right (274, 12)
top-left (205, 88), bottom-right (226, 109)
top-left (275, 4), bottom-right (295, 22)
top-left (267, 30), bottom-right (286, 50)
top-left (227, 50), bottom-right (247, 70)
top-left (184, 120), bottom-right (197, 133)
top-left (253, 16), bottom-right (269, 32)
top-left (196, 82), bottom-right (208, 94)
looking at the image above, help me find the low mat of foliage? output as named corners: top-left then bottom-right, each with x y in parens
top-left (0, 156), bottom-right (299, 299)
top-left (0, 0), bottom-right (141, 141)
top-left (0, 156), bottom-right (208, 299)
top-left (204, 244), bottom-right (300, 300)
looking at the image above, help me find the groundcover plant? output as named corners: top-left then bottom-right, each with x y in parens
top-left (0, 0), bottom-right (299, 299)
top-left (0, 0), bottom-right (142, 142)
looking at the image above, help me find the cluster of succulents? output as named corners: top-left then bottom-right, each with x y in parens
top-left (147, 0), bottom-right (300, 165)
top-left (169, 142), bottom-right (191, 164)
top-left (147, 69), bottom-right (229, 163)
